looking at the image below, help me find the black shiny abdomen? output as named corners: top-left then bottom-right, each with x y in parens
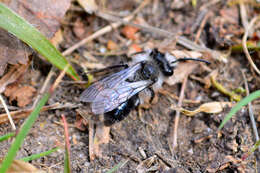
top-left (151, 49), bottom-right (173, 76)
top-left (104, 94), bottom-right (140, 126)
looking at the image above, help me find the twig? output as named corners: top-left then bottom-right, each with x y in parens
top-left (50, 64), bottom-right (69, 92)
top-left (62, 0), bottom-right (150, 56)
top-left (191, 9), bottom-right (208, 33)
top-left (195, 11), bottom-right (211, 43)
top-left (158, 90), bottom-right (200, 104)
top-left (0, 105), bottom-right (18, 111)
top-left (241, 70), bottom-right (260, 152)
top-left (239, 2), bottom-right (249, 33)
top-left (199, 0), bottom-right (220, 10)
top-left (171, 75), bottom-right (188, 151)
top-left (0, 103), bottom-right (79, 124)
top-left (88, 119), bottom-right (95, 161)
top-left (96, 10), bottom-right (173, 37)
top-left (0, 94), bottom-right (16, 130)
top-left (242, 15), bottom-right (260, 75)
top-left (61, 114), bottom-right (71, 172)
top-left (32, 67), bottom-right (56, 108)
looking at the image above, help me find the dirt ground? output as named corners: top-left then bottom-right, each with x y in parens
top-left (0, 0), bottom-right (260, 172)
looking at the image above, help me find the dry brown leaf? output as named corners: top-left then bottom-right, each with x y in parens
top-left (165, 62), bottom-right (198, 85)
top-left (107, 40), bottom-right (118, 51)
top-left (0, 63), bottom-right (29, 93)
top-left (170, 50), bottom-right (202, 58)
top-left (0, 0), bottom-right (71, 75)
top-left (0, 159), bottom-right (45, 173)
top-left (73, 18), bottom-right (86, 39)
top-left (129, 44), bottom-right (142, 54)
top-left (50, 29), bottom-right (64, 48)
top-left (4, 85), bottom-right (36, 107)
top-left (121, 26), bottom-right (139, 40)
top-left (180, 102), bottom-right (233, 116)
top-left (0, 29), bottom-right (30, 76)
top-left (165, 50), bottom-right (204, 86)
top-left (77, 0), bottom-right (98, 14)
top-left (7, 0), bottom-right (71, 39)
top-left (94, 124), bottom-right (110, 145)
top-left (220, 6), bottom-right (239, 24)
top-left (4, 84), bottom-right (19, 98)
top-left (91, 124), bottom-right (110, 159)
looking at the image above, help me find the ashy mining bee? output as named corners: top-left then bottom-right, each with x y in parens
top-left (80, 49), bottom-right (210, 125)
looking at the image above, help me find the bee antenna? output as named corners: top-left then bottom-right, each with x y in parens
top-left (171, 58), bottom-right (210, 65)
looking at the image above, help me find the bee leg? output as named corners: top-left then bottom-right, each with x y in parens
top-left (148, 88), bottom-right (155, 103)
top-left (148, 88), bottom-right (158, 104)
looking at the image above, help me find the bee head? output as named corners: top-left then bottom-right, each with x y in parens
top-left (150, 49), bottom-right (174, 76)
top-left (150, 49), bottom-right (210, 77)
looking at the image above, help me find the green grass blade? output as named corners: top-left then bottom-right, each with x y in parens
top-left (219, 90), bottom-right (260, 130)
top-left (62, 115), bottom-right (71, 173)
top-left (0, 93), bottom-right (50, 173)
top-left (242, 140), bottom-right (260, 160)
top-left (250, 140), bottom-right (260, 154)
top-left (64, 149), bottom-right (71, 173)
top-left (106, 160), bottom-right (128, 173)
top-left (0, 132), bottom-right (15, 142)
top-left (0, 3), bottom-right (79, 80)
top-left (20, 147), bottom-right (59, 162)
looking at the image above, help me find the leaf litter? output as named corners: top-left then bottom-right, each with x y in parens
top-left (0, 0), bottom-right (71, 76)
top-left (0, 0), bottom-right (260, 172)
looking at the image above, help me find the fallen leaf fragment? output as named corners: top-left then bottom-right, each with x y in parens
top-left (121, 25), bottom-right (139, 40)
top-left (50, 29), bottom-right (64, 48)
top-left (94, 124), bottom-right (110, 145)
top-left (0, 63), bottom-right (29, 93)
top-left (107, 40), bottom-right (118, 51)
top-left (165, 50), bottom-right (206, 85)
top-left (73, 18), bottom-right (86, 39)
top-left (7, 0), bottom-right (72, 39)
top-left (0, 159), bottom-right (45, 173)
top-left (165, 62), bottom-right (198, 85)
top-left (0, 0), bottom-right (72, 75)
top-left (129, 44), bottom-right (142, 53)
top-left (180, 102), bottom-right (233, 116)
top-left (4, 84), bottom-right (36, 107)
top-left (0, 29), bottom-right (29, 76)
top-left (4, 84), bottom-right (19, 97)
top-left (74, 113), bottom-right (88, 131)
top-left (77, 0), bottom-right (98, 14)
top-left (91, 124), bottom-right (110, 160)
top-left (170, 50), bottom-right (203, 58)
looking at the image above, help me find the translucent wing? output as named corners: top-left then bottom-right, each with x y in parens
top-left (91, 80), bottom-right (152, 114)
top-left (79, 63), bottom-right (142, 102)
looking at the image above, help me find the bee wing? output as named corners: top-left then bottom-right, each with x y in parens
top-left (91, 80), bottom-right (152, 114)
top-left (79, 63), bottom-right (142, 102)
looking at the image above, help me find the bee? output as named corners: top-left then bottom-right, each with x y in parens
top-left (80, 49), bottom-right (210, 125)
